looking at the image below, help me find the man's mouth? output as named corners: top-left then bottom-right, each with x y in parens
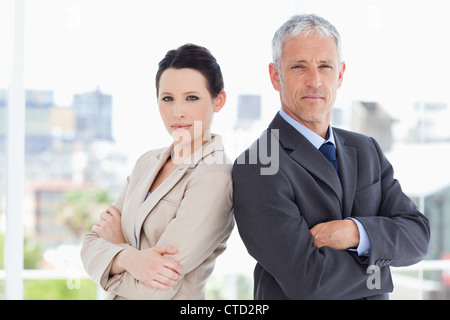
top-left (302, 95), bottom-right (323, 101)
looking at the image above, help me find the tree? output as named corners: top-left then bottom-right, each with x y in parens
top-left (58, 189), bottom-right (114, 237)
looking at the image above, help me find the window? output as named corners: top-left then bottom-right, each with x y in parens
top-left (2, 0), bottom-right (450, 300)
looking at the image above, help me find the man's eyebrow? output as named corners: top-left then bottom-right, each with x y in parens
top-left (290, 59), bottom-right (335, 64)
top-left (292, 60), bottom-right (307, 64)
top-left (318, 59), bottom-right (335, 64)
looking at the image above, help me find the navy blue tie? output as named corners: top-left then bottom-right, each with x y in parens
top-left (319, 142), bottom-right (338, 173)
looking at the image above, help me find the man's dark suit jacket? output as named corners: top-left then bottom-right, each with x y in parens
top-left (232, 112), bottom-right (430, 300)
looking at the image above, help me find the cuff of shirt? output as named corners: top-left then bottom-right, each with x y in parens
top-left (347, 218), bottom-right (371, 256)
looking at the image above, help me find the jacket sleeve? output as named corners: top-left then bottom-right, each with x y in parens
top-left (353, 137), bottom-right (430, 267)
top-left (80, 176), bottom-right (133, 289)
top-left (232, 148), bottom-right (392, 300)
top-left (105, 169), bottom-right (234, 299)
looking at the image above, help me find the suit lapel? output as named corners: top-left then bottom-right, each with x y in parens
top-left (270, 113), bottom-right (344, 206)
top-left (291, 138), bottom-right (343, 200)
top-left (334, 129), bottom-right (358, 218)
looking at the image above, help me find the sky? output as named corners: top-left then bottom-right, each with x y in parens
top-left (2, 0), bottom-right (450, 161)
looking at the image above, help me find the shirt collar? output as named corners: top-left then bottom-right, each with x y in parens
top-left (279, 107), bottom-right (335, 150)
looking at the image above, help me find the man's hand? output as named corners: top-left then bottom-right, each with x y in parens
top-left (310, 219), bottom-right (360, 250)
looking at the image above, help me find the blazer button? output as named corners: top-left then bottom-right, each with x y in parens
top-left (376, 259), bottom-right (385, 266)
top-left (375, 259), bottom-right (392, 267)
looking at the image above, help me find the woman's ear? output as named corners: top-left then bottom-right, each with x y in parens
top-left (214, 90), bottom-right (227, 112)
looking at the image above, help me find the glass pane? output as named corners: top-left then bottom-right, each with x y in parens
top-left (22, 1), bottom-right (125, 299)
top-left (10, 0), bottom-right (450, 300)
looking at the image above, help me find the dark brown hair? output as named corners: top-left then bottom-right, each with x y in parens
top-left (155, 44), bottom-right (224, 98)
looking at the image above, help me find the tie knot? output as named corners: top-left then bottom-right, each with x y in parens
top-left (319, 142), bottom-right (336, 161)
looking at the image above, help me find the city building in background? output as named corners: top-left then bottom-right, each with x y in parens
top-left (73, 87), bottom-right (114, 142)
top-left (351, 101), bottom-right (394, 152)
top-left (234, 94), bottom-right (261, 130)
top-left (410, 102), bottom-right (450, 143)
top-left (0, 88), bottom-right (126, 252)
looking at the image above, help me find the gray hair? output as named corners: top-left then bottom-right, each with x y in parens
top-left (272, 14), bottom-right (342, 71)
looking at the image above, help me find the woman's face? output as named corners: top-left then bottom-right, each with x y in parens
top-left (157, 68), bottom-right (226, 151)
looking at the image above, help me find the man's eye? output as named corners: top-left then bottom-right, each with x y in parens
top-left (187, 96), bottom-right (199, 101)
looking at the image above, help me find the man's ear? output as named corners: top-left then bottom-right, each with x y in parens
top-left (337, 61), bottom-right (346, 88)
top-left (269, 63), bottom-right (282, 92)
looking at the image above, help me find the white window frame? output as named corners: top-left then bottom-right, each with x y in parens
top-left (5, 0), bottom-right (25, 300)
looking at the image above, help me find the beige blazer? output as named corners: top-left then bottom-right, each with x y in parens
top-left (80, 134), bottom-right (234, 299)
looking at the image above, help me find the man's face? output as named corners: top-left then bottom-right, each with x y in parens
top-left (270, 33), bottom-right (345, 136)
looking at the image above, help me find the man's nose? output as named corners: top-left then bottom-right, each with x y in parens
top-left (305, 68), bottom-right (322, 88)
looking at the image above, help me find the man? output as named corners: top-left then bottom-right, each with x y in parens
top-left (232, 14), bottom-right (430, 300)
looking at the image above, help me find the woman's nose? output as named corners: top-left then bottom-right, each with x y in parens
top-left (173, 103), bottom-right (185, 118)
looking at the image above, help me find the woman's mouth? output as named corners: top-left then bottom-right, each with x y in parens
top-left (171, 124), bottom-right (192, 130)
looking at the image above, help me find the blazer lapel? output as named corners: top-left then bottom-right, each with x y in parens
top-left (334, 130), bottom-right (358, 219)
top-left (133, 146), bottom-right (189, 248)
top-left (270, 113), bottom-right (344, 205)
top-left (122, 146), bottom-right (172, 247)
top-left (133, 135), bottom-right (225, 248)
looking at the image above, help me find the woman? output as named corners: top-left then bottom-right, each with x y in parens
top-left (81, 44), bottom-right (234, 299)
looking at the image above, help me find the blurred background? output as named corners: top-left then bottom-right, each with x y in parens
top-left (1, 0), bottom-right (450, 299)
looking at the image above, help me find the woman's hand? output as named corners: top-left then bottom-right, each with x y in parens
top-left (93, 205), bottom-right (182, 289)
top-left (112, 246), bottom-right (183, 290)
top-left (92, 205), bottom-right (126, 244)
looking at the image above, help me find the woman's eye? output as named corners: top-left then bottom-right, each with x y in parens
top-left (162, 96), bottom-right (173, 102)
top-left (187, 96), bottom-right (199, 101)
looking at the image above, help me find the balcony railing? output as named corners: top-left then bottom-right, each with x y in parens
top-left (1, 259), bottom-right (450, 300)
top-left (391, 259), bottom-right (450, 300)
